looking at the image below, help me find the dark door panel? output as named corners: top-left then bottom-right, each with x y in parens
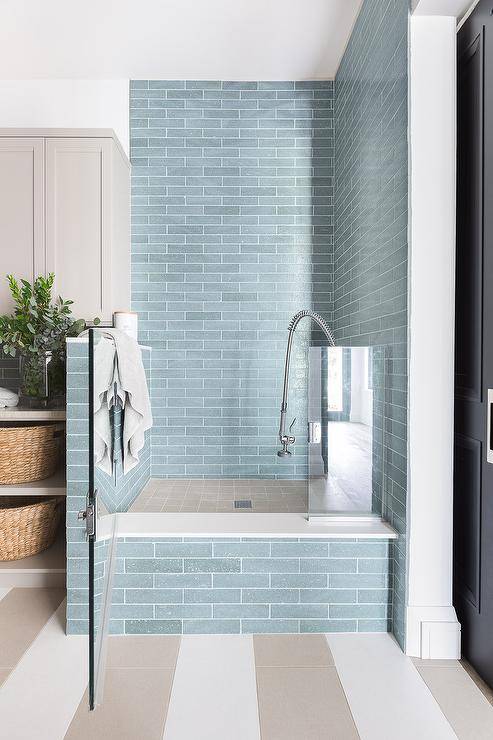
top-left (453, 435), bottom-right (481, 610)
top-left (455, 0), bottom-right (493, 688)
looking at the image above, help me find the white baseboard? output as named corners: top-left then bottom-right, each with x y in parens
top-left (406, 606), bottom-right (461, 659)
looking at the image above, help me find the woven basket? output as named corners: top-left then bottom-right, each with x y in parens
top-left (0, 497), bottom-right (62, 561)
top-left (0, 424), bottom-right (62, 484)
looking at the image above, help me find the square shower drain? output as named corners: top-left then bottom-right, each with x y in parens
top-left (234, 499), bottom-right (252, 509)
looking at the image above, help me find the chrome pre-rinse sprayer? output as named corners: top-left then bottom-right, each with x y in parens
top-left (277, 310), bottom-right (336, 457)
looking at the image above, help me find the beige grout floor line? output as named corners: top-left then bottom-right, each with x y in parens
top-left (326, 633), bottom-right (459, 740)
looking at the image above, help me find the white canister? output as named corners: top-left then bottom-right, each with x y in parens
top-left (113, 311), bottom-right (138, 340)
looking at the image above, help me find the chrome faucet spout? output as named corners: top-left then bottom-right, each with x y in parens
top-left (277, 310), bottom-right (335, 457)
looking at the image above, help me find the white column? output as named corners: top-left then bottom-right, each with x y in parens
top-left (406, 14), bottom-right (461, 658)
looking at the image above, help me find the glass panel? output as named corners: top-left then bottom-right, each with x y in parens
top-left (308, 345), bottom-right (385, 517)
top-left (88, 328), bottom-right (118, 710)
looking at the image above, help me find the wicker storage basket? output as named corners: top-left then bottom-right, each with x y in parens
top-left (0, 497), bottom-right (62, 561)
top-left (0, 424), bottom-right (62, 485)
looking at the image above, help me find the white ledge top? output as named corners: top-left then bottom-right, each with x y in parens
top-left (66, 336), bottom-right (151, 351)
top-left (109, 513), bottom-right (398, 540)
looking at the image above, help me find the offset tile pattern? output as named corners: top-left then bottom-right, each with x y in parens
top-left (130, 80), bottom-right (335, 479)
top-left (334, 0), bottom-right (409, 647)
top-left (98, 537), bottom-right (391, 635)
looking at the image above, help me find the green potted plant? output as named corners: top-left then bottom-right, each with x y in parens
top-left (0, 274), bottom-right (99, 405)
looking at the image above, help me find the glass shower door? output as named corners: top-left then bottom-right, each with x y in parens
top-left (86, 328), bottom-right (97, 710)
top-left (308, 345), bottom-right (385, 518)
top-left (86, 328), bottom-right (118, 710)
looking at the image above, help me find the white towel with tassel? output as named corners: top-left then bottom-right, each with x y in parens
top-left (93, 329), bottom-right (152, 475)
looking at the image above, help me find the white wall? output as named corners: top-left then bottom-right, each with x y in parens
top-left (0, 80), bottom-right (129, 155)
top-left (406, 14), bottom-right (461, 658)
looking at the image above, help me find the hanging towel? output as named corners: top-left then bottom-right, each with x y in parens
top-left (93, 336), bottom-right (118, 475)
top-left (92, 329), bottom-right (153, 475)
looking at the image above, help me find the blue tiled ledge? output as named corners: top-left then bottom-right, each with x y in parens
top-left (67, 536), bottom-right (393, 636)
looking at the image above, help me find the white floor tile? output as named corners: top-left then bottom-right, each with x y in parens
top-left (326, 633), bottom-right (458, 740)
top-left (0, 601), bottom-right (87, 740)
top-left (163, 634), bottom-right (261, 740)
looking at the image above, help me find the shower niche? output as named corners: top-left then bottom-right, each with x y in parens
top-left (308, 346), bottom-right (385, 518)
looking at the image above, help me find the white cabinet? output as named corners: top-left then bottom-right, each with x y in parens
top-left (0, 130), bottom-right (130, 323)
top-left (0, 138), bottom-right (45, 313)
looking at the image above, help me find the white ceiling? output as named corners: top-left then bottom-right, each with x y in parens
top-left (412, 0), bottom-right (475, 16)
top-left (0, 0), bottom-right (363, 80)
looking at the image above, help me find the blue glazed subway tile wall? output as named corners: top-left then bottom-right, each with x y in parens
top-left (66, 537), bottom-right (391, 635)
top-left (130, 80), bottom-right (335, 479)
top-left (66, 340), bottom-right (152, 634)
top-left (334, 0), bottom-right (409, 647)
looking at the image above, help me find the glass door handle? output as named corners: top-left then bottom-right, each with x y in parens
top-left (308, 421), bottom-right (322, 444)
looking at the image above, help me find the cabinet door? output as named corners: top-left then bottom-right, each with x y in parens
top-left (45, 138), bottom-right (112, 322)
top-left (0, 138), bottom-right (44, 314)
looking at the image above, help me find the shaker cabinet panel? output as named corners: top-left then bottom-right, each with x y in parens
top-left (45, 138), bottom-right (112, 322)
top-left (0, 129), bottom-right (130, 324)
top-left (0, 138), bottom-right (44, 314)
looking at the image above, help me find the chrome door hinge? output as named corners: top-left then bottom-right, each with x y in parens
top-left (78, 494), bottom-right (96, 538)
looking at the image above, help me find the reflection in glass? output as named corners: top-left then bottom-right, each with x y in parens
top-left (308, 346), bottom-right (384, 517)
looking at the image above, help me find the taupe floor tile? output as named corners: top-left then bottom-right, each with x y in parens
top-left (415, 664), bottom-right (493, 740)
top-left (64, 667), bottom-right (175, 740)
top-left (106, 635), bottom-right (181, 668)
top-left (412, 658), bottom-right (461, 668)
top-left (256, 666), bottom-right (359, 740)
top-left (254, 634), bottom-right (334, 668)
top-left (0, 587), bottom-right (65, 669)
top-left (0, 668), bottom-right (10, 687)
top-left (131, 478), bottom-right (308, 513)
top-left (461, 660), bottom-right (493, 706)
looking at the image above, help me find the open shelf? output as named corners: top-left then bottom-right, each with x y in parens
top-left (0, 528), bottom-right (66, 587)
top-left (0, 406), bottom-right (66, 422)
top-left (0, 468), bottom-right (66, 497)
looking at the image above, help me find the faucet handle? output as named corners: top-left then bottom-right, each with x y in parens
top-left (289, 417), bottom-right (296, 432)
